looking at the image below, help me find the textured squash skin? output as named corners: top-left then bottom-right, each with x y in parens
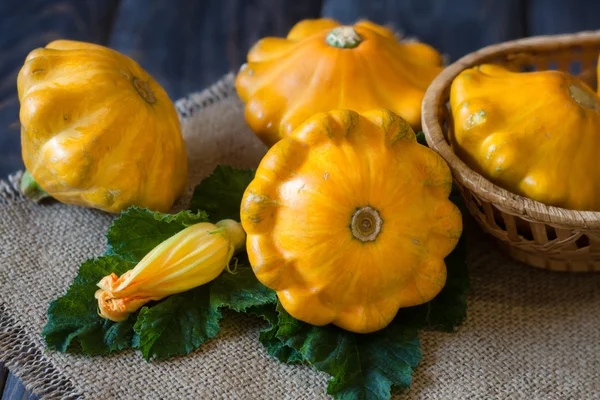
top-left (241, 109), bottom-right (462, 333)
top-left (236, 18), bottom-right (443, 147)
top-left (450, 64), bottom-right (600, 211)
top-left (18, 40), bottom-right (187, 213)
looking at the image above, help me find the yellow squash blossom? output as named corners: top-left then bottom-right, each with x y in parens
top-left (95, 219), bottom-right (245, 321)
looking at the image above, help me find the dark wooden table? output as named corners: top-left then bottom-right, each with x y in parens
top-left (2, 0), bottom-right (599, 397)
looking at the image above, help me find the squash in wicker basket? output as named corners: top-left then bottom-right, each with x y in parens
top-left (450, 64), bottom-right (600, 212)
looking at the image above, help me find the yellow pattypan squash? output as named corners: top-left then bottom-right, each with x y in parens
top-left (240, 109), bottom-right (462, 333)
top-left (236, 18), bottom-right (443, 147)
top-left (18, 40), bottom-right (187, 213)
top-left (450, 64), bottom-right (600, 211)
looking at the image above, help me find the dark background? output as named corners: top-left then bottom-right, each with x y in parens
top-left (2, 0), bottom-right (600, 179)
top-left (1, 0), bottom-right (600, 397)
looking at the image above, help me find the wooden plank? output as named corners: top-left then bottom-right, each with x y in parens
top-left (109, 0), bottom-right (323, 100)
top-left (2, 372), bottom-right (39, 400)
top-left (0, 0), bottom-right (120, 178)
top-left (0, 363), bottom-right (8, 396)
top-left (321, 0), bottom-right (525, 62)
top-left (528, 0), bottom-right (600, 35)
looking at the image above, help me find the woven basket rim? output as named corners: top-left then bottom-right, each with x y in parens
top-left (422, 30), bottom-right (600, 230)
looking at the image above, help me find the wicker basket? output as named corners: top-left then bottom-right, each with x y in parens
top-left (422, 31), bottom-right (600, 272)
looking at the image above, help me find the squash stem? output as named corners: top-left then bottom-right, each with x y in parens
top-left (351, 206), bottom-right (382, 242)
top-left (216, 219), bottom-right (246, 252)
top-left (325, 27), bottom-right (362, 49)
top-left (20, 170), bottom-right (51, 202)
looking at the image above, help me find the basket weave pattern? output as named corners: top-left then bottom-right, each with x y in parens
top-left (422, 31), bottom-right (600, 272)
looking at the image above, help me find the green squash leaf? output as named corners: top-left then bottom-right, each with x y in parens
top-left (44, 203), bottom-right (277, 360)
top-left (249, 305), bottom-right (305, 364)
top-left (189, 165), bottom-right (255, 222)
top-left (210, 265), bottom-right (277, 312)
top-left (134, 265), bottom-right (276, 361)
top-left (106, 207), bottom-right (208, 262)
top-left (134, 285), bottom-right (221, 360)
top-left (44, 207), bottom-right (213, 357)
top-left (42, 256), bottom-right (137, 355)
top-left (269, 303), bottom-right (422, 400)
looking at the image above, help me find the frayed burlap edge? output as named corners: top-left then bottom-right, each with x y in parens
top-left (0, 306), bottom-right (81, 399)
top-left (0, 171), bottom-right (24, 204)
top-left (0, 170), bottom-right (79, 398)
top-left (0, 73), bottom-right (238, 400)
top-left (174, 72), bottom-right (237, 120)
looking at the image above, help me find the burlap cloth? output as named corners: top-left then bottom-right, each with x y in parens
top-left (1, 74), bottom-right (599, 400)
